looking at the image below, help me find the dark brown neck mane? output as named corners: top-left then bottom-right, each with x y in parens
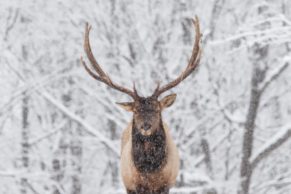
top-left (131, 120), bottom-right (167, 173)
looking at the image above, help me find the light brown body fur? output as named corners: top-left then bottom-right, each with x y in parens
top-left (121, 122), bottom-right (179, 191)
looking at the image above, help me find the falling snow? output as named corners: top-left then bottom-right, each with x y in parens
top-left (0, 0), bottom-right (291, 194)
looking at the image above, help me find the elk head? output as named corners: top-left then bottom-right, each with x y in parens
top-left (81, 16), bottom-right (202, 137)
top-left (117, 93), bottom-right (176, 136)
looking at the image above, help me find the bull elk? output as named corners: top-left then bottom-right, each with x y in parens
top-left (81, 16), bottom-right (202, 194)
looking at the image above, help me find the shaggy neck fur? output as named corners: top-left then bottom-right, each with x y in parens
top-left (131, 119), bottom-right (167, 173)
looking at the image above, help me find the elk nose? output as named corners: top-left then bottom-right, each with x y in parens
top-left (143, 123), bottom-right (151, 131)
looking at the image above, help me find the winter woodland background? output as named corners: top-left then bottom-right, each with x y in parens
top-left (1, 0), bottom-right (291, 194)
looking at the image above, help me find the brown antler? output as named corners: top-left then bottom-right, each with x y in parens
top-left (152, 16), bottom-right (202, 98)
top-left (81, 23), bottom-right (138, 99)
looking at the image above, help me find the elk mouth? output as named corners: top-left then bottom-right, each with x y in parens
top-left (132, 119), bottom-right (157, 138)
top-left (140, 129), bottom-right (152, 136)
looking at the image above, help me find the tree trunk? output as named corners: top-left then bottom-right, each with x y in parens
top-left (108, 119), bottom-right (119, 188)
top-left (201, 138), bottom-right (217, 194)
top-left (20, 42), bottom-right (29, 194)
top-left (239, 75), bottom-right (260, 194)
top-left (239, 44), bottom-right (268, 194)
top-left (70, 126), bottom-right (83, 194)
top-left (20, 93), bottom-right (29, 194)
top-left (52, 128), bottom-right (67, 194)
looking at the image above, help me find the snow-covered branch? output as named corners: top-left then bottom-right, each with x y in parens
top-left (29, 121), bottom-right (67, 146)
top-left (259, 58), bottom-right (290, 93)
top-left (39, 91), bottom-right (120, 157)
top-left (1, 1), bottom-right (291, 193)
top-left (250, 123), bottom-right (291, 170)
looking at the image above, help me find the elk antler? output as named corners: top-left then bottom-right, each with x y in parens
top-left (152, 16), bottom-right (202, 98)
top-left (81, 23), bottom-right (138, 99)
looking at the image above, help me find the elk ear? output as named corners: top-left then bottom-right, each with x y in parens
top-left (116, 102), bottom-right (134, 112)
top-left (160, 94), bottom-right (176, 109)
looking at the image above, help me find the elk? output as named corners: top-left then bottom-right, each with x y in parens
top-left (81, 16), bottom-right (202, 194)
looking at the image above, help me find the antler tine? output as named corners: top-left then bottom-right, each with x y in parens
top-left (153, 81), bottom-right (160, 96)
top-left (152, 16), bottom-right (202, 97)
top-left (133, 82), bottom-right (139, 97)
top-left (81, 56), bottom-right (103, 82)
top-left (84, 23), bottom-right (107, 78)
top-left (81, 23), bottom-right (138, 99)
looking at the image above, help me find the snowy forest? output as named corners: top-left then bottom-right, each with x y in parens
top-left (1, 0), bottom-right (291, 194)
